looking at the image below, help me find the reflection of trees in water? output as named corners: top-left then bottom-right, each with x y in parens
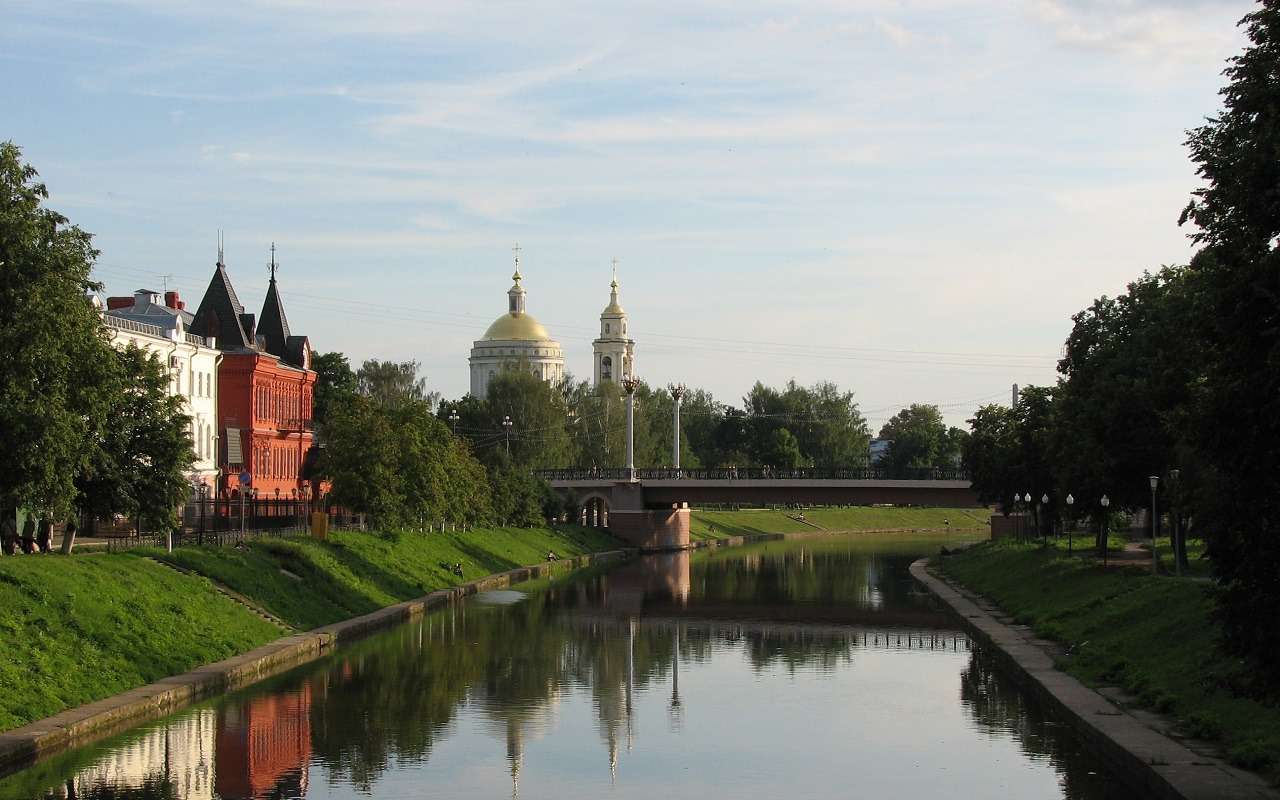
top-left (738, 629), bottom-right (853, 673)
top-left (692, 546), bottom-right (917, 610)
top-left (37, 776), bottom-right (178, 800)
top-left (959, 648), bottom-right (1120, 800)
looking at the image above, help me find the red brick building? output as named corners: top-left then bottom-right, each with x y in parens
top-left (191, 253), bottom-right (316, 498)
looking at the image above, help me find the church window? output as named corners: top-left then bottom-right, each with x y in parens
top-left (623, 323), bottom-right (627, 334)
top-left (601, 356), bottom-right (613, 381)
top-left (605, 323), bottom-right (611, 335)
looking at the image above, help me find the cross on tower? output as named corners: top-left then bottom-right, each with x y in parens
top-left (268, 242), bottom-right (278, 281)
top-left (611, 256), bottom-right (619, 284)
top-left (512, 242), bottom-right (521, 269)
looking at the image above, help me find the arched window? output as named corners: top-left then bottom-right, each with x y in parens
top-left (605, 323), bottom-right (611, 335)
top-left (601, 356), bottom-right (613, 381)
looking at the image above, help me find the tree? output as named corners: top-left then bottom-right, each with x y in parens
top-left (76, 345), bottom-right (195, 533)
top-left (0, 142), bottom-right (117, 521)
top-left (963, 404), bottom-right (1019, 508)
top-left (312, 351), bottom-right (358, 431)
top-left (878, 404), bottom-right (948, 476)
top-left (358, 359), bottom-right (438, 411)
top-left (1179, 2), bottom-right (1280, 680)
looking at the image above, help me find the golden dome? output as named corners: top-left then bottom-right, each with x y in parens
top-left (482, 312), bottom-right (553, 342)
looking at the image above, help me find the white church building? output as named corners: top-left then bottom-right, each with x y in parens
top-left (468, 253), bottom-right (635, 397)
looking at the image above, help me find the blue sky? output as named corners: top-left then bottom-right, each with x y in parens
top-left (3, 0), bottom-right (1253, 428)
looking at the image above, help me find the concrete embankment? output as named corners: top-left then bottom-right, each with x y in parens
top-left (910, 558), bottom-right (1279, 800)
top-left (0, 549), bottom-right (630, 778)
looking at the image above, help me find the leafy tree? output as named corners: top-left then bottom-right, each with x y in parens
top-left (1011, 386), bottom-right (1057, 536)
top-left (742, 380), bottom-right (869, 470)
top-left (312, 351), bottom-right (358, 430)
top-left (76, 345), bottom-right (194, 533)
top-left (963, 404), bottom-right (1019, 508)
top-left (477, 364), bottom-right (573, 470)
top-left (760, 428), bottom-right (807, 469)
top-left (358, 359), bottom-right (439, 411)
top-left (878, 404), bottom-right (948, 476)
top-left (0, 142), bottom-right (117, 521)
top-left (1179, 2), bottom-right (1280, 679)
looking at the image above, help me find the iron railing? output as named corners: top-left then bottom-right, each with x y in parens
top-left (105, 315), bottom-right (167, 338)
top-left (536, 466), bottom-right (971, 482)
top-left (101, 498), bottom-right (364, 552)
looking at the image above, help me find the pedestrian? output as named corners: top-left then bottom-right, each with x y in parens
top-left (20, 517), bottom-right (36, 554)
top-left (36, 518), bottom-right (52, 553)
top-left (1, 511), bottom-right (16, 555)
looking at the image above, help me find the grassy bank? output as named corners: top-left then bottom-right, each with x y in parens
top-left (690, 506), bottom-right (990, 540)
top-left (0, 524), bottom-right (619, 733)
top-left (939, 541), bottom-right (1280, 778)
top-left (0, 555), bottom-right (281, 732)
top-left (148, 525), bottom-right (617, 630)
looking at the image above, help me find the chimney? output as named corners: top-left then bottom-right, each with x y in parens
top-left (164, 290), bottom-right (184, 310)
top-left (239, 312), bottom-right (256, 344)
top-left (106, 296), bottom-right (133, 310)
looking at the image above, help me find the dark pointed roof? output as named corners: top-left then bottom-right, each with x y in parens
top-left (191, 261), bottom-right (251, 350)
top-left (257, 277), bottom-right (292, 361)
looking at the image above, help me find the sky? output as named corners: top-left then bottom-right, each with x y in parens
top-left (2, 0), bottom-right (1255, 430)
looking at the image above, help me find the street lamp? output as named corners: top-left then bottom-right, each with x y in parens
top-left (1168, 468), bottom-right (1182, 576)
top-left (1041, 493), bottom-right (1050, 546)
top-left (448, 410), bottom-right (460, 431)
top-left (1066, 493), bottom-right (1074, 554)
top-left (502, 416), bottom-right (513, 458)
top-left (1024, 492), bottom-right (1033, 540)
top-left (1149, 475), bottom-right (1160, 574)
top-left (1100, 494), bottom-right (1111, 565)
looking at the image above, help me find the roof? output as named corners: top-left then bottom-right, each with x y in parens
top-left (482, 312), bottom-right (554, 342)
top-left (257, 278), bottom-right (292, 362)
top-left (190, 262), bottom-right (252, 350)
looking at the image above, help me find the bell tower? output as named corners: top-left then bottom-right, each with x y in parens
top-left (593, 259), bottom-right (635, 387)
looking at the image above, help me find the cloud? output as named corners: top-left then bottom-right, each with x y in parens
top-left (1032, 0), bottom-right (1250, 62)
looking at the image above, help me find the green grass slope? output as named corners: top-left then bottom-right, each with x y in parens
top-left (689, 506), bottom-right (990, 540)
top-left (0, 554), bottom-right (281, 732)
top-left (151, 525), bottom-right (620, 630)
top-left (940, 541), bottom-right (1280, 779)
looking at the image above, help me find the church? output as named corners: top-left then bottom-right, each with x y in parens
top-left (468, 251), bottom-right (635, 397)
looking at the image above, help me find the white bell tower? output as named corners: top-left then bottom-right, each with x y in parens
top-left (593, 260), bottom-right (635, 388)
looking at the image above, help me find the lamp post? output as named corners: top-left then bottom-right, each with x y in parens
top-left (1024, 492), bottom-right (1032, 541)
top-left (503, 415), bottom-right (513, 458)
top-left (1066, 493), bottom-right (1074, 554)
top-left (1149, 475), bottom-right (1159, 574)
top-left (1041, 493), bottom-right (1050, 546)
top-left (448, 410), bottom-right (460, 431)
top-left (669, 384), bottom-right (686, 476)
top-left (621, 376), bottom-right (641, 481)
top-left (1168, 468), bottom-right (1182, 576)
top-left (1100, 494), bottom-right (1110, 565)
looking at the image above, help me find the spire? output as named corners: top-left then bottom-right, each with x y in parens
top-left (269, 241), bottom-right (278, 282)
top-left (507, 245), bottom-right (527, 315)
top-left (259, 243), bottom-right (293, 360)
top-left (217, 229), bottom-right (225, 266)
top-left (511, 242), bottom-right (522, 283)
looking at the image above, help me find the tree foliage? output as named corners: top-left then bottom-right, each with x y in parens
top-left (878, 404), bottom-right (957, 475)
top-left (357, 359), bottom-right (439, 411)
top-left (312, 351), bottom-right (358, 431)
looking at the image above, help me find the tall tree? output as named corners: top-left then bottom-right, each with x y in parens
top-left (1179, 2), bottom-right (1280, 679)
top-left (878, 404), bottom-right (948, 476)
top-left (963, 404), bottom-right (1019, 508)
top-left (357, 359), bottom-right (439, 411)
top-left (312, 351), bottom-right (358, 431)
top-left (0, 142), bottom-right (117, 521)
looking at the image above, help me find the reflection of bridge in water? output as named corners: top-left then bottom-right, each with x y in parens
top-left (539, 467), bottom-right (982, 551)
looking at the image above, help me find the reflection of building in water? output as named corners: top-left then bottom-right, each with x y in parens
top-left (478, 696), bottom-right (559, 800)
top-left (215, 687), bottom-right (311, 799)
top-left (60, 710), bottom-right (216, 800)
top-left (862, 554), bottom-right (884, 609)
top-left (668, 626), bottom-right (684, 732)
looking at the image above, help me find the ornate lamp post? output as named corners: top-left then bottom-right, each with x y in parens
top-left (1065, 493), bottom-right (1074, 554)
top-left (1041, 493), bottom-right (1050, 546)
top-left (1024, 492), bottom-right (1032, 541)
top-left (621, 376), bottom-right (641, 482)
top-left (1168, 468), bottom-right (1182, 576)
top-left (1149, 475), bottom-right (1160, 574)
top-left (669, 383), bottom-right (686, 476)
top-left (448, 410), bottom-right (460, 431)
top-left (503, 415), bottom-right (513, 458)
top-left (1100, 494), bottom-right (1111, 565)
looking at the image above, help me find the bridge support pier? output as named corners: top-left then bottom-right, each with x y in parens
top-left (608, 505), bottom-right (691, 552)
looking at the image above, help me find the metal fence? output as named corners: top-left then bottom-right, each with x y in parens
top-left (537, 466), bottom-right (971, 482)
top-left (100, 498), bottom-right (365, 552)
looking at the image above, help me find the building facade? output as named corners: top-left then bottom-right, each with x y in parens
top-left (191, 254), bottom-right (316, 498)
top-left (104, 289), bottom-right (221, 490)
top-left (469, 259), bottom-right (565, 399)
top-left (592, 273), bottom-right (635, 387)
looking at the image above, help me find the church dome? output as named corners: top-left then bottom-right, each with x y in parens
top-left (482, 311), bottom-right (552, 342)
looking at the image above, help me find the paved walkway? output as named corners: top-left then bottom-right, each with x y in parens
top-left (911, 558), bottom-right (1278, 800)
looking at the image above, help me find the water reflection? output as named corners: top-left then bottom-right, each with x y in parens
top-left (6, 533), bottom-right (1136, 800)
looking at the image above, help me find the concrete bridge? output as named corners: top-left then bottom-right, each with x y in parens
top-left (538, 467), bottom-right (980, 551)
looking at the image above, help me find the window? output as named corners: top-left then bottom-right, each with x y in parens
top-left (605, 323), bottom-right (611, 335)
top-left (601, 356), bottom-right (613, 381)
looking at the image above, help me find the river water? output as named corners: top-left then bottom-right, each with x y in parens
top-left (2, 533), bottom-right (1138, 800)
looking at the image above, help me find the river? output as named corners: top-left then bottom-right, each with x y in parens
top-left (1, 532), bottom-right (1138, 799)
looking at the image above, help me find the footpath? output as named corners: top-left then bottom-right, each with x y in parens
top-left (911, 558), bottom-right (1279, 800)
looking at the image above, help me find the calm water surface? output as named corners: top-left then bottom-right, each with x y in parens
top-left (3, 533), bottom-right (1138, 799)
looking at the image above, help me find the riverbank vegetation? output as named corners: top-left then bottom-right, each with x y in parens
top-left (690, 506), bottom-right (990, 539)
top-left (940, 541), bottom-right (1280, 778)
top-left (960, 6), bottom-right (1280, 688)
top-left (0, 524), bottom-right (619, 733)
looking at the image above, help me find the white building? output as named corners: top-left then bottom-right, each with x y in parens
top-left (592, 271), bottom-right (635, 387)
top-left (469, 260), bottom-right (565, 399)
top-left (104, 289), bottom-right (221, 491)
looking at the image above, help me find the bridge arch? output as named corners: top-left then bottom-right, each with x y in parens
top-left (577, 491), bottom-right (611, 528)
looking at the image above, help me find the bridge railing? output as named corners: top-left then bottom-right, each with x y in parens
top-left (536, 466), bottom-right (970, 482)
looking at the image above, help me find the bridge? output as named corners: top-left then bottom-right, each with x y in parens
top-left (538, 467), bottom-right (981, 551)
